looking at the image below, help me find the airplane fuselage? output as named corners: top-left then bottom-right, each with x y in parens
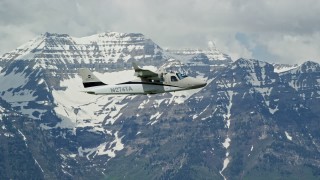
top-left (83, 81), bottom-right (194, 95)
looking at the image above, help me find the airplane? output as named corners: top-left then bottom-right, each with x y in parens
top-left (78, 63), bottom-right (207, 95)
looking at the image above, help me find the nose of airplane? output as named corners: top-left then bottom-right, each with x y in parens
top-left (198, 79), bottom-right (207, 88)
top-left (191, 78), bottom-right (207, 88)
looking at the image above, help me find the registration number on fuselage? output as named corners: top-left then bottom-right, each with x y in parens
top-left (110, 86), bottom-right (134, 93)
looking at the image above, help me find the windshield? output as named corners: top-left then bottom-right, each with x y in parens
top-left (176, 73), bottom-right (188, 80)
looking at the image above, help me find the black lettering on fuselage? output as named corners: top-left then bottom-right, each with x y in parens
top-left (111, 86), bottom-right (133, 93)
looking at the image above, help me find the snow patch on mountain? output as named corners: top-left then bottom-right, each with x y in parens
top-left (51, 71), bottom-right (136, 132)
top-left (220, 90), bottom-right (233, 180)
top-left (273, 63), bottom-right (299, 73)
top-left (254, 87), bottom-right (278, 114)
top-left (0, 67), bottom-right (29, 92)
top-left (150, 112), bottom-right (162, 120)
top-left (170, 88), bottom-right (203, 104)
top-left (285, 131), bottom-right (293, 141)
top-left (78, 131), bottom-right (124, 159)
top-left (0, 67), bottom-right (48, 119)
top-left (0, 107), bottom-right (4, 118)
top-left (105, 98), bottom-right (128, 125)
top-left (223, 91), bottom-right (233, 128)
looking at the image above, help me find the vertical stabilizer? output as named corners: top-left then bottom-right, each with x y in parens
top-left (78, 68), bottom-right (106, 88)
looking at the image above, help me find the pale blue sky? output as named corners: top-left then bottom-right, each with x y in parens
top-left (0, 0), bottom-right (319, 64)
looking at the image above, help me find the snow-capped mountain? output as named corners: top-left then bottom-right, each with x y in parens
top-left (164, 41), bottom-right (232, 66)
top-left (273, 63), bottom-right (299, 73)
top-left (1, 32), bottom-right (164, 72)
top-left (1, 32), bottom-right (320, 179)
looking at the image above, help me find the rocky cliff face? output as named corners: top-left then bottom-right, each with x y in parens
top-left (0, 32), bottom-right (320, 180)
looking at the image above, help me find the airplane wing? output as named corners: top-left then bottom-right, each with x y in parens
top-left (132, 62), bottom-right (160, 79)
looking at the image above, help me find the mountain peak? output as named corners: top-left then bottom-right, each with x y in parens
top-left (164, 41), bottom-right (231, 62)
top-left (273, 63), bottom-right (299, 73)
top-left (299, 61), bottom-right (320, 73)
top-left (234, 58), bottom-right (269, 68)
top-left (208, 41), bottom-right (217, 51)
top-left (43, 32), bottom-right (70, 38)
top-left (232, 58), bottom-right (274, 74)
top-left (95, 32), bottom-right (145, 39)
top-left (280, 60), bottom-right (320, 74)
top-left (230, 58), bottom-right (277, 86)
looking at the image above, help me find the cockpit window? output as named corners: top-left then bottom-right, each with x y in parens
top-left (176, 73), bottom-right (188, 80)
top-left (171, 76), bottom-right (178, 82)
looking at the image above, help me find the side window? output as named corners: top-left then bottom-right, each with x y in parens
top-left (171, 76), bottom-right (178, 82)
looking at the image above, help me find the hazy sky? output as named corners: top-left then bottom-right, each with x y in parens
top-left (0, 0), bottom-right (319, 64)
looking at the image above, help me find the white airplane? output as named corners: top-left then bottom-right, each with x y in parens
top-left (78, 63), bottom-right (207, 95)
